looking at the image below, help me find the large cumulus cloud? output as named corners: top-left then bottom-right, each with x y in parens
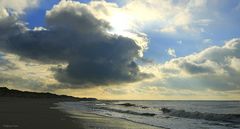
top-left (0, 0), bottom-right (150, 87)
top-left (144, 38), bottom-right (240, 91)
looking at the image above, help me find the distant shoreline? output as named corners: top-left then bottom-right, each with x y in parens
top-left (0, 87), bottom-right (97, 101)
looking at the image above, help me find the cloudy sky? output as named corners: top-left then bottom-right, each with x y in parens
top-left (0, 0), bottom-right (239, 100)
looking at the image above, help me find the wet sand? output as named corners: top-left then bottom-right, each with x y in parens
top-left (0, 97), bottom-right (83, 129)
top-left (0, 97), bottom-right (161, 129)
top-left (57, 107), bottom-right (161, 129)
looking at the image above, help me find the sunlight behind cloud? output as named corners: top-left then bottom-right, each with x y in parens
top-left (108, 12), bottom-right (132, 36)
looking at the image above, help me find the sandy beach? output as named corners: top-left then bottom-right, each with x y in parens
top-left (0, 97), bottom-right (160, 129)
top-left (0, 97), bottom-right (83, 129)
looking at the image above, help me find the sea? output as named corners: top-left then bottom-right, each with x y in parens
top-left (57, 100), bottom-right (240, 129)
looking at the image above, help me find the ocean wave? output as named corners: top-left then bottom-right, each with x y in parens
top-left (161, 108), bottom-right (240, 123)
top-left (116, 103), bottom-right (149, 109)
top-left (103, 102), bottom-right (240, 123)
top-left (98, 107), bottom-right (156, 116)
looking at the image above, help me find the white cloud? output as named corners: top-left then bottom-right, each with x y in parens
top-left (119, 0), bottom-right (211, 34)
top-left (173, 11), bottom-right (192, 26)
top-left (228, 57), bottom-right (240, 72)
top-left (160, 26), bottom-right (176, 33)
top-left (78, 0), bottom-right (210, 39)
top-left (0, 8), bottom-right (9, 18)
top-left (167, 38), bottom-right (240, 76)
top-left (141, 38), bottom-right (240, 92)
top-left (188, 0), bottom-right (207, 8)
top-left (0, 0), bottom-right (39, 15)
top-left (33, 26), bottom-right (47, 31)
top-left (167, 48), bottom-right (177, 58)
top-left (124, 0), bottom-right (193, 31)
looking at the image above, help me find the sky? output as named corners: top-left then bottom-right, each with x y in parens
top-left (0, 0), bottom-right (240, 100)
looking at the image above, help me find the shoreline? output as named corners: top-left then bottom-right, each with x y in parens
top-left (54, 101), bottom-right (162, 129)
top-left (0, 97), bottom-right (161, 129)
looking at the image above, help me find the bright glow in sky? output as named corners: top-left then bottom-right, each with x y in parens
top-left (108, 12), bottom-right (131, 35)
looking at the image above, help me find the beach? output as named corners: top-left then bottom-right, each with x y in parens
top-left (0, 97), bottom-right (83, 129)
top-left (0, 97), bottom-right (160, 129)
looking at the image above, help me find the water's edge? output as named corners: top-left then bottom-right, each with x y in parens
top-left (54, 100), bottom-right (240, 129)
top-left (54, 102), bottom-right (164, 129)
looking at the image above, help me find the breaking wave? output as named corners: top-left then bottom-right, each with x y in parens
top-left (111, 102), bottom-right (240, 123)
top-left (99, 107), bottom-right (156, 116)
top-left (161, 108), bottom-right (240, 123)
top-left (116, 102), bottom-right (149, 109)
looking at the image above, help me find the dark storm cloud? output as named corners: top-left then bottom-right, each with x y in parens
top-left (0, 1), bottom-right (150, 87)
top-left (0, 15), bottom-right (24, 41)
